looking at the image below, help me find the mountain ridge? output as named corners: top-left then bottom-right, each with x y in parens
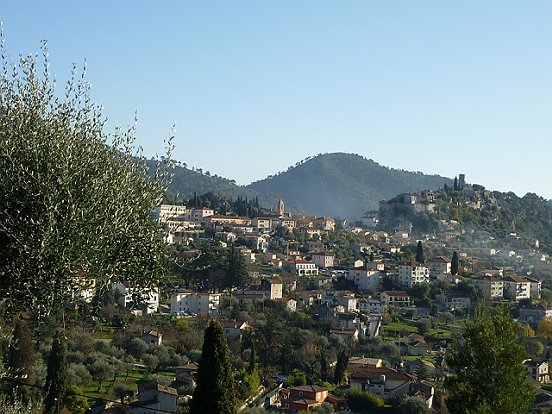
top-left (246, 153), bottom-right (452, 219)
top-left (153, 152), bottom-right (454, 219)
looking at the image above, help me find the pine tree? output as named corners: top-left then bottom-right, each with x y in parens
top-left (44, 332), bottom-right (67, 414)
top-left (190, 320), bottom-right (236, 414)
top-left (451, 251), bottom-right (459, 275)
top-left (223, 245), bottom-right (250, 291)
top-left (415, 241), bottom-right (425, 263)
top-left (7, 317), bottom-right (36, 402)
top-left (446, 306), bottom-right (534, 414)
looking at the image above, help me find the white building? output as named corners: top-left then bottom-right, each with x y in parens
top-left (435, 294), bottom-right (471, 311)
top-left (170, 291), bottom-right (221, 315)
top-left (427, 256), bottom-right (451, 277)
top-left (114, 282), bottom-right (159, 314)
top-left (503, 276), bottom-right (532, 302)
top-left (151, 204), bottom-right (188, 221)
top-left (397, 261), bottom-right (429, 288)
top-left (312, 251), bottom-right (335, 269)
top-left (291, 260), bottom-right (319, 276)
top-left (380, 291), bottom-right (411, 308)
top-left (473, 276), bottom-right (503, 299)
top-left (347, 267), bottom-right (382, 291)
top-left (132, 382), bottom-right (177, 414)
top-left (358, 299), bottom-right (384, 315)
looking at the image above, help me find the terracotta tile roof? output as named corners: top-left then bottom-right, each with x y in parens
top-left (382, 290), bottom-right (410, 297)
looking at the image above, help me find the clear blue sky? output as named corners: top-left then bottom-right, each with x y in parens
top-left (2, 1), bottom-right (551, 198)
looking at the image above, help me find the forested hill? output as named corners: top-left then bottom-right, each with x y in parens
top-left (148, 153), bottom-right (453, 218)
top-left (246, 153), bottom-right (453, 219)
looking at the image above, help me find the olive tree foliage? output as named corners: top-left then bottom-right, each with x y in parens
top-left (0, 30), bottom-right (174, 317)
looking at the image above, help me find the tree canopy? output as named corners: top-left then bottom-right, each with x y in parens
top-left (445, 306), bottom-right (534, 414)
top-left (0, 37), bottom-right (172, 316)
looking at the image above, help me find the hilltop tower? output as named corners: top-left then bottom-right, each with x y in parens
top-left (276, 199), bottom-right (285, 216)
top-left (458, 174), bottom-right (465, 190)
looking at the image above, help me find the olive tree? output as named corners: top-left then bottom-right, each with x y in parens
top-left (0, 30), bottom-right (173, 317)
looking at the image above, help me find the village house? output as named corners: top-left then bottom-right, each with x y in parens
top-left (473, 276), bottom-right (503, 299)
top-left (528, 277), bottom-right (543, 299)
top-left (519, 304), bottom-right (552, 327)
top-left (222, 321), bottom-right (250, 341)
top-left (314, 216), bottom-right (336, 231)
top-left (435, 294), bottom-right (471, 311)
top-left (204, 215), bottom-right (252, 227)
top-left (188, 207), bottom-right (215, 223)
top-left (329, 327), bottom-right (359, 342)
top-left (408, 381), bottom-right (436, 409)
top-left (279, 385), bottom-right (346, 412)
top-left (380, 291), bottom-right (411, 308)
top-left (175, 362), bottom-right (198, 386)
top-left (252, 216), bottom-right (277, 232)
top-left (304, 240), bottom-right (326, 253)
top-left (503, 276), bottom-right (532, 301)
top-left (140, 330), bottom-right (162, 346)
top-left (237, 278), bottom-right (283, 300)
top-left (170, 291), bottom-right (220, 315)
top-left (358, 298), bottom-right (384, 315)
top-left (113, 282), bottom-right (159, 315)
top-left (348, 357), bottom-right (384, 370)
top-left (323, 291), bottom-right (357, 312)
top-left (295, 227), bottom-right (322, 238)
top-left (347, 265), bottom-right (382, 292)
top-left (427, 256), bottom-right (452, 277)
top-left (131, 381), bottom-right (178, 414)
top-left (288, 260), bottom-right (319, 276)
top-left (312, 251), bottom-right (335, 269)
top-left (244, 233), bottom-right (270, 252)
top-left (397, 261), bottom-right (429, 288)
top-left (349, 367), bottom-right (415, 402)
top-left (524, 360), bottom-right (550, 384)
top-left (279, 217), bottom-right (296, 229)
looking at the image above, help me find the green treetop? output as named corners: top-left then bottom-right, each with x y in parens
top-left (0, 35), bottom-right (173, 316)
top-left (445, 306), bottom-right (534, 414)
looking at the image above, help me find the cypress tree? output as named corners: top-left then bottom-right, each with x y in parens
top-left (248, 342), bottom-right (256, 375)
top-left (451, 251), bottom-right (459, 275)
top-left (44, 332), bottom-right (67, 414)
top-left (190, 320), bottom-right (236, 414)
top-left (8, 317), bottom-right (36, 402)
top-left (320, 352), bottom-right (328, 383)
top-left (333, 349), bottom-right (348, 385)
top-left (415, 241), bottom-right (425, 263)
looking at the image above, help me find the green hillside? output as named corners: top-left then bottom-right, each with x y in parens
top-left (146, 159), bottom-right (278, 208)
top-left (246, 153), bottom-right (453, 219)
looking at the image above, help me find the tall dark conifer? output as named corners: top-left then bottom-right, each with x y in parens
top-left (320, 352), bottom-right (329, 383)
top-left (190, 320), bottom-right (236, 414)
top-left (415, 241), bottom-right (425, 263)
top-left (44, 332), bottom-right (67, 414)
top-left (8, 317), bottom-right (36, 402)
top-left (333, 349), bottom-right (348, 385)
top-left (451, 251), bottom-right (459, 275)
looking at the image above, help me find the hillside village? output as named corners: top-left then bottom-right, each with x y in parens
top-left (46, 176), bottom-right (552, 413)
